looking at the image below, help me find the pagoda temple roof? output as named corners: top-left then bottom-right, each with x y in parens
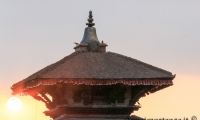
top-left (12, 51), bottom-right (174, 92)
top-left (22, 51), bottom-right (174, 80)
top-left (11, 11), bottom-right (175, 95)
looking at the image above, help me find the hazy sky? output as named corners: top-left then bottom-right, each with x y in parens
top-left (0, 1), bottom-right (200, 120)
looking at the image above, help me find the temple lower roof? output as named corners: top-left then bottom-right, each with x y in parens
top-left (15, 51), bottom-right (174, 80)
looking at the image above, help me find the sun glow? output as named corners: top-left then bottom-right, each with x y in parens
top-left (7, 97), bottom-right (22, 112)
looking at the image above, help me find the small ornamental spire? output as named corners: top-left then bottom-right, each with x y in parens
top-left (86, 10), bottom-right (95, 27)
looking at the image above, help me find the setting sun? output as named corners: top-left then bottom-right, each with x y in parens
top-left (7, 97), bottom-right (22, 112)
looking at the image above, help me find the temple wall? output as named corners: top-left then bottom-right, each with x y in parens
top-left (60, 84), bottom-right (131, 107)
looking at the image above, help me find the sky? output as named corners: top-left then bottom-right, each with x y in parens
top-left (0, 0), bottom-right (200, 120)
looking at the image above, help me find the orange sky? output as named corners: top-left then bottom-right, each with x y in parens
top-left (0, 1), bottom-right (200, 120)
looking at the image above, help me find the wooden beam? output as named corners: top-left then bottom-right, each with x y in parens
top-left (129, 86), bottom-right (150, 106)
top-left (40, 92), bottom-right (52, 104)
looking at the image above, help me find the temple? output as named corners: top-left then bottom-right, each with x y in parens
top-left (11, 11), bottom-right (175, 120)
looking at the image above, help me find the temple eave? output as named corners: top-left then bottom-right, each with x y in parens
top-left (11, 78), bottom-right (173, 95)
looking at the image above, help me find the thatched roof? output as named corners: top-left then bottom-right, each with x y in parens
top-left (11, 51), bottom-right (175, 95)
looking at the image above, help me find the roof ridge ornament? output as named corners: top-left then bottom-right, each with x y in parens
top-left (74, 11), bottom-right (107, 52)
top-left (86, 10), bottom-right (95, 27)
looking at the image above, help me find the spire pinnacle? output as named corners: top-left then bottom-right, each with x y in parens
top-left (86, 10), bottom-right (95, 27)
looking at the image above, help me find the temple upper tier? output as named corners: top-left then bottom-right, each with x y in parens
top-left (11, 11), bottom-right (175, 120)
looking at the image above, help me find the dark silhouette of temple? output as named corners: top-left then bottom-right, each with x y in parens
top-left (11, 11), bottom-right (175, 120)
